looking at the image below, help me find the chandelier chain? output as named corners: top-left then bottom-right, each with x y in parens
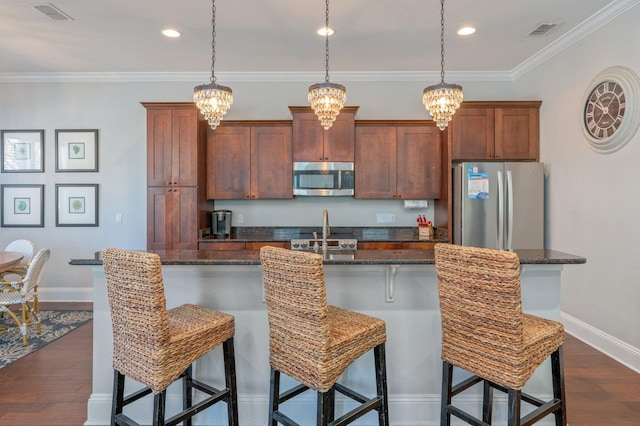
top-left (439, 0), bottom-right (445, 83)
top-left (324, 0), bottom-right (330, 83)
top-left (210, 0), bottom-right (217, 83)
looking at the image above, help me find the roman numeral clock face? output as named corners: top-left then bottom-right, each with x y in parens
top-left (581, 66), bottom-right (640, 154)
top-left (584, 81), bottom-right (625, 140)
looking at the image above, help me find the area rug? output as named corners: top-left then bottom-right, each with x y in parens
top-left (0, 310), bottom-right (93, 369)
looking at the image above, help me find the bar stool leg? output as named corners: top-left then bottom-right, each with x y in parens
top-left (269, 367), bottom-right (280, 426)
top-left (183, 365), bottom-right (193, 426)
top-left (152, 390), bottom-right (167, 426)
top-left (440, 361), bottom-right (453, 426)
top-left (374, 343), bottom-right (389, 426)
top-left (327, 387), bottom-right (335, 422)
top-left (111, 371), bottom-right (125, 426)
top-left (482, 379), bottom-right (493, 423)
top-left (552, 347), bottom-right (567, 426)
top-left (223, 338), bottom-right (239, 426)
top-left (507, 388), bottom-right (521, 426)
top-left (317, 390), bottom-right (331, 425)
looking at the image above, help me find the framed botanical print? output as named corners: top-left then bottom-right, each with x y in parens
top-left (55, 129), bottom-right (99, 172)
top-left (55, 184), bottom-right (99, 226)
top-left (1, 130), bottom-right (45, 172)
top-left (1, 184), bottom-right (45, 227)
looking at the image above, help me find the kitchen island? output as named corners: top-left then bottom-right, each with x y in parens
top-left (73, 248), bottom-right (585, 426)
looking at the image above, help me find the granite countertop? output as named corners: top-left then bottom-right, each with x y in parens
top-left (199, 226), bottom-right (449, 244)
top-left (69, 248), bottom-right (586, 266)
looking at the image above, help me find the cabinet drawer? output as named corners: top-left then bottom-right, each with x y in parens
top-left (245, 242), bottom-right (289, 250)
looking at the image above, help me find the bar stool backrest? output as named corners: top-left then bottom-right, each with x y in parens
top-left (102, 248), bottom-right (170, 387)
top-left (260, 246), bottom-right (330, 387)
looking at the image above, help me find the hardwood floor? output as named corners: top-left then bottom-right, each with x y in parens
top-left (0, 303), bottom-right (639, 425)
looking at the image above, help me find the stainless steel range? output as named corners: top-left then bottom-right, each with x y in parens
top-left (290, 233), bottom-right (357, 251)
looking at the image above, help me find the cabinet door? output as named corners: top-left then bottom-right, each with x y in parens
top-left (450, 107), bottom-right (495, 160)
top-left (251, 126), bottom-right (293, 199)
top-left (147, 187), bottom-right (172, 249)
top-left (171, 108), bottom-right (199, 186)
top-left (207, 126), bottom-right (251, 199)
top-left (396, 126), bottom-right (441, 199)
top-left (292, 111), bottom-right (325, 161)
top-left (494, 107), bottom-right (539, 160)
top-left (147, 108), bottom-right (173, 186)
top-left (355, 126), bottom-right (397, 199)
top-left (147, 108), bottom-right (198, 186)
top-left (171, 187), bottom-right (198, 250)
top-left (324, 113), bottom-right (355, 162)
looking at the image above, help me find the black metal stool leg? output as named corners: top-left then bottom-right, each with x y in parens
top-left (269, 367), bottom-right (280, 426)
top-left (183, 365), bottom-right (193, 426)
top-left (507, 388), bottom-right (521, 426)
top-left (111, 370), bottom-right (125, 426)
top-left (440, 361), bottom-right (453, 426)
top-left (482, 379), bottom-right (493, 423)
top-left (317, 390), bottom-right (331, 426)
top-left (374, 343), bottom-right (389, 426)
top-left (327, 387), bottom-right (335, 422)
top-left (223, 338), bottom-right (239, 426)
top-left (552, 346), bottom-right (567, 426)
top-left (153, 390), bottom-right (167, 426)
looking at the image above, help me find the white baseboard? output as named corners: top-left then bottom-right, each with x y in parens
top-left (561, 311), bottom-right (640, 373)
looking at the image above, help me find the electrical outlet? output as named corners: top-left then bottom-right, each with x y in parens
top-left (115, 213), bottom-right (123, 224)
top-left (237, 214), bottom-right (244, 224)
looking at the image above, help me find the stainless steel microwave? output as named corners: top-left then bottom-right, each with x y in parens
top-left (293, 162), bottom-right (355, 196)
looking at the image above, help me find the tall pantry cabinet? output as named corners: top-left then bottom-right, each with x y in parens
top-left (143, 102), bottom-right (212, 250)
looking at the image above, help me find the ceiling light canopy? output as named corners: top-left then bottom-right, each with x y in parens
top-left (194, 0), bottom-right (233, 130)
top-left (423, 0), bottom-right (463, 131)
top-left (308, 0), bottom-right (346, 130)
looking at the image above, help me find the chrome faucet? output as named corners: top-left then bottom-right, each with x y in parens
top-left (322, 209), bottom-right (330, 252)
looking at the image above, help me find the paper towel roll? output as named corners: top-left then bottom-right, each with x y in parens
top-left (403, 200), bottom-right (429, 209)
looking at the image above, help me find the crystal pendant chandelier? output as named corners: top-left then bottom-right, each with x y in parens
top-left (194, 0), bottom-right (233, 130)
top-left (308, 0), bottom-right (346, 130)
top-left (422, 0), bottom-right (463, 130)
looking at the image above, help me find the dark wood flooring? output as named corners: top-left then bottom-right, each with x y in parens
top-left (0, 303), bottom-right (639, 425)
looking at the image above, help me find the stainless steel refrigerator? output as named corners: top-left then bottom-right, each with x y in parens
top-left (452, 162), bottom-right (544, 250)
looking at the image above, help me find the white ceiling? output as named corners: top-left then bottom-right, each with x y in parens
top-left (1, 0), bottom-right (636, 80)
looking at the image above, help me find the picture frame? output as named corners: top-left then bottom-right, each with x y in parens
top-left (1, 130), bottom-right (45, 172)
top-left (55, 129), bottom-right (98, 172)
top-left (55, 184), bottom-right (99, 227)
top-left (1, 184), bottom-right (45, 227)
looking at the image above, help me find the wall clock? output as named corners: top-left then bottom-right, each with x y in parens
top-left (581, 66), bottom-right (640, 154)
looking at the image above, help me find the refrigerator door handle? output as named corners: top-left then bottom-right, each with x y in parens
top-left (497, 171), bottom-right (504, 250)
top-left (506, 170), bottom-right (514, 251)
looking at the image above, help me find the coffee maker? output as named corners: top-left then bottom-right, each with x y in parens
top-left (211, 210), bottom-right (232, 238)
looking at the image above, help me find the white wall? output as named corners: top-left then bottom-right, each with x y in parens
top-left (514, 6), bottom-right (640, 353)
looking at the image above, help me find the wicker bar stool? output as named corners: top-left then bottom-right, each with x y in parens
top-left (102, 248), bottom-right (238, 426)
top-left (259, 246), bottom-right (389, 426)
top-left (434, 243), bottom-right (566, 426)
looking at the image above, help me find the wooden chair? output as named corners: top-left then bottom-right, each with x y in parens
top-left (434, 243), bottom-right (566, 426)
top-left (102, 248), bottom-right (238, 426)
top-left (259, 246), bottom-right (389, 426)
top-left (0, 247), bottom-right (50, 346)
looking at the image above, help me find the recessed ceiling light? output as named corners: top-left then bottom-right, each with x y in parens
top-left (161, 28), bottom-right (182, 38)
top-left (317, 26), bottom-right (334, 36)
top-left (457, 26), bottom-right (476, 36)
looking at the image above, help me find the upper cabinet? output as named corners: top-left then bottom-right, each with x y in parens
top-left (450, 101), bottom-right (541, 161)
top-left (289, 106), bottom-right (358, 162)
top-left (207, 122), bottom-right (293, 200)
top-left (146, 105), bottom-right (200, 187)
top-left (355, 122), bottom-right (441, 199)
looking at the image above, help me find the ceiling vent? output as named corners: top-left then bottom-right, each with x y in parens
top-left (33, 3), bottom-right (74, 21)
top-left (528, 22), bottom-right (560, 36)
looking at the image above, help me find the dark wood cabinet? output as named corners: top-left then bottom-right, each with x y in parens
top-left (450, 101), bottom-right (541, 161)
top-left (290, 106), bottom-right (358, 162)
top-left (143, 102), bottom-right (211, 250)
top-left (207, 122), bottom-right (293, 200)
top-left (355, 122), bottom-right (441, 199)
